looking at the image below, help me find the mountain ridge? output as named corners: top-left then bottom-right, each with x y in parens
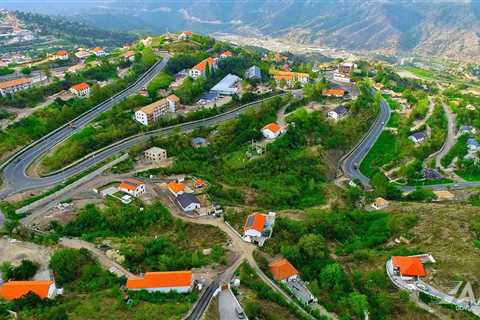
top-left (2, 0), bottom-right (479, 60)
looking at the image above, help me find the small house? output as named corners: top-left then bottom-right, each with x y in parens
top-left (179, 31), bottom-right (193, 41)
top-left (123, 51), bottom-right (136, 62)
top-left (219, 50), bottom-right (233, 59)
top-left (328, 106), bottom-right (348, 120)
top-left (409, 131), bottom-right (427, 144)
top-left (144, 146), bottom-right (167, 162)
top-left (269, 258), bottom-right (298, 282)
top-left (338, 62), bottom-right (357, 74)
top-left (92, 47), bottom-right (106, 57)
top-left (261, 123), bottom-right (284, 140)
top-left (189, 57), bottom-right (216, 78)
top-left (54, 50), bottom-right (69, 61)
top-left (70, 82), bottom-right (91, 98)
top-left (322, 88), bottom-right (345, 98)
top-left (467, 138), bottom-right (479, 151)
top-left (372, 197), bottom-right (389, 210)
top-left (243, 212), bottom-right (275, 246)
top-left (167, 181), bottom-right (185, 197)
top-left (176, 193), bottom-right (201, 212)
top-left (391, 256), bottom-right (426, 280)
top-left (245, 66), bottom-right (262, 80)
top-left (191, 137), bottom-right (207, 148)
top-left (423, 168), bottom-right (441, 180)
top-left (0, 280), bottom-right (62, 300)
top-left (126, 271), bottom-right (193, 293)
top-left (118, 178), bottom-right (146, 197)
top-left (459, 125), bottom-right (476, 135)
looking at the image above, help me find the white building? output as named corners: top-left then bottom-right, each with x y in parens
top-left (134, 95), bottom-right (179, 126)
top-left (328, 106), bottom-right (348, 120)
top-left (54, 50), bottom-right (69, 61)
top-left (126, 271), bottom-right (193, 293)
top-left (118, 178), bottom-right (146, 197)
top-left (70, 82), bottom-right (91, 98)
top-left (409, 131), bottom-right (427, 144)
top-left (144, 146), bottom-right (167, 162)
top-left (176, 193), bottom-right (201, 212)
top-left (92, 47), bottom-right (106, 57)
top-left (261, 123), bottom-right (284, 140)
top-left (0, 280), bottom-right (63, 300)
top-left (333, 72), bottom-right (351, 83)
top-left (189, 57), bottom-right (216, 78)
top-left (210, 73), bottom-right (241, 95)
top-left (0, 78), bottom-right (32, 97)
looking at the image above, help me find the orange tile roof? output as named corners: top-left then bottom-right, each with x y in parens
top-left (269, 258), bottom-right (298, 281)
top-left (71, 82), bottom-right (90, 91)
top-left (244, 213), bottom-right (266, 233)
top-left (0, 78), bottom-right (31, 90)
top-left (119, 178), bottom-right (144, 191)
top-left (126, 271), bottom-right (192, 289)
top-left (323, 88), bottom-right (345, 96)
top-left (392, 256), bottom-right (426, 277)
top-left (56, 50), bottom-right (68, 56)
top-left (274, 74), bottom-right (294, 81)
top-left (138, 98), bottom-right (169, 115)
top-left (0, 280), bottom-right (53, 300)
top-left (92, 47), bottom-right (104, 52)
top-left (193, 57), bottom-right (215, 73)
top-left (168, 181), bottom-right (185, 194)
top-left (374, 197), bottom-right (389, 207)
top-left (182, 31), bottom-right (193, 36)
top-left (221, 50), bottom-right (233, 57)
top-left (263, 123), bottom-right (282, 134)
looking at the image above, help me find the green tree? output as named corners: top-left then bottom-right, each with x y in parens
top-left (1, 260), bottom-right (39, 280)
top-left (49, 248), bottom-right (91, 286)
top-left (348, 292), bottom-right (369, 318)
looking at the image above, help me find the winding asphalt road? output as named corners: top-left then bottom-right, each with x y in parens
top-left (0, 94), bottom-right (284, 198)
top-left (341, 98), bottom-right (391, 189)
top-left (342, 96), bottom-right (480, 192)
top-left (0, 53), bottom-right (171, 197)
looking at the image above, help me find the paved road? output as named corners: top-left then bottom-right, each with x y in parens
top-left (0, 94), bottom-right (283, 198)
top-left (341, 98), bottom-right (391, 189)
top-left (218, 287), bottom-right (245, 320)
top-left (435, 102), bottom-right (457, 168)
top-left (341, 96), bottom-right (480, 192)
top-left (0, 53), bottom-right (171, 197)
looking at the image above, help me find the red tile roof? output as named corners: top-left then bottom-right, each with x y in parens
top-left (269, 259), bottom-right (298, 281)
top-left (119, 178), bottom-right (144, 191)
top-left (392, 256), bottom-right (426, 277)
top-left (323, 88), bottom-right (345, 96)
top-left (0, 280), bottom-right (53, 300)
top-left (244, 213), bottom-right (266, 233)
top-left (221, 50), bottom-right (233, 57)
top-left (56, 50), bottom-right (68, 56)
top-left (71, 82), bottom-right (90, 91)
top-left (263, 123), bottom-right (282, 134)
top-left (193, 57), bottom-right (215, 73)
top-left (168, 181), bottom-right (185, 194)
top-left (126, 271), bottom-right (192, 289)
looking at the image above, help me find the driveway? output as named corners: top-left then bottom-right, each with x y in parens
top-left (218, 287), bottom-right (245, 320)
